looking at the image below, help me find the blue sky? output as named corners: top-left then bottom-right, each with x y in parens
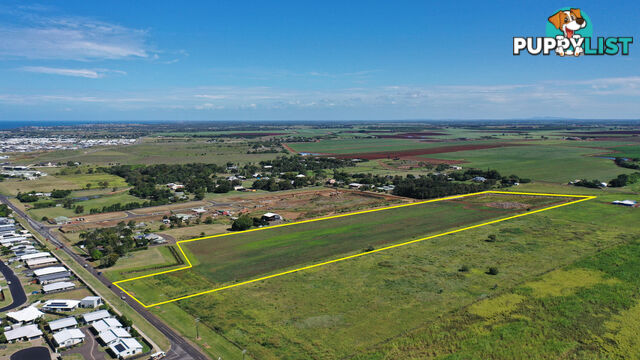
top-left (0, 1), bottom-right (638, 121)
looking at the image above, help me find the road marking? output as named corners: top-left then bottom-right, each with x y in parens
top-left (114, 191), bottom-right (595, 307)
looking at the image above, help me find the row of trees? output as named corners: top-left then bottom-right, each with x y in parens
top-left (79, 221), bottom-right (147, 267)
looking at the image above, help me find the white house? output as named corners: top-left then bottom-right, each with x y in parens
top-left (91, 317), bottom-right (123, 333)
top-left (4, 324), bottom-right (43, 342)
top-left (82, 309), bottom-right (111, 324)
top-left (33, 266), bottom-right (67, 277)
top-left (53, 328), bottom-right (85, 348)
top-left (41, 299), bottom-right (80, 312)
top-left (6, 306), bottom-right (44, 323)
top-left (80, 296), bottom-right (103, 308)
top-left (48, 317), bottom-right (78, 332)
top-left (109, 337), bottom-right (144, 359)
top-left (25, 257), bottom-right (58, 268)
top-left (98, 327), bottom-right (131, 345)
top-left (19, 252), bottom-right (51, 262)
top-left (42, 281), bottom-right (75, 293)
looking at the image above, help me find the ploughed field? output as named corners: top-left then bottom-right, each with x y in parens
top-left (119, 193), bottom-right (573, 305)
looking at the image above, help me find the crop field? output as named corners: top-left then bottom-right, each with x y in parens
top-left (425, 144), bottom-right (633, 183)
top-left (117, 192), bottom-right (579, 307)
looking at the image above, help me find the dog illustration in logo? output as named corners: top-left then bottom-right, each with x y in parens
top-left (548, 8), bottom-right (587, 56)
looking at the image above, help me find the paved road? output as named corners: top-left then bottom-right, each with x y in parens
top-left (0, 195), bottom-right (210, 360)
top-left (0, 259), bottom-right (27, 312)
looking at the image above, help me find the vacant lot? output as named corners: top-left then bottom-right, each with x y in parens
top-left (119, 193), bottom-right (572, 305)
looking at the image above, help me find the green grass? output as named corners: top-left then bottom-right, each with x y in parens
top-left (0, 173), bottom-right (127, 195)
top-left (28, 191), bottom-right (142, 218)
top-left (426, 144), bottom-right (633, 183)
top-left (104, 246), bottom-right (185, 282)
top-left (120, 194), bottom-right (570, 306)
top-left (29, 139), bottom-right (282, 165)
top-left (124, 188), bottom-right (640, 360)
top-left (604, 144), bottom-right (640, 159)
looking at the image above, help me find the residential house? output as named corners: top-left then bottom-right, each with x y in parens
top-left (6, 306), bottom-right (44, 324)
top-left (41, 299), bottom-right (80, 312)
top-left (82, 309), bottom-right (111, 324)
top-left (52, 328), bottom-right (85, 348)
top-left (109, 337), bottom-right (144, 359)
top-left (4, 324), bottom-right (43, 343)
top-left (80, 296), bottom-right (103, 308)
top-left (48, 317), bottom-right (78, 332)
top-left (42, 281), bottom-right (75, 293)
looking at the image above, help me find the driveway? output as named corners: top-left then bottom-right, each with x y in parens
top-left (61, 327), bottom-right (107, 360)
top-left (0, 260), bottom-right (27, 312)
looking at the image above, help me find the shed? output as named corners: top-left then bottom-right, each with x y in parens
top-left (80, 296), bottom-right (103, 308)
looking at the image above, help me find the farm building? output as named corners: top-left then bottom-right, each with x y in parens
top-left (612, 200), bottom-right (637, 207)
top-left (472, 176), bottom-right (487, 182)
top-left (4, 324), bottom-right (43, 343)
top-left (53, 328), bottom-right (85, 348)
top-left (109, 337), bottom-right (143, 358)
top-left (80, 296), bottom-right (103, 308)
top-left (82, 309), bottom-right (111, 324)
top-left (6, 306), bottom-right (44, 323)
top-left (261, 212), bottom-right (282, 222)
top-left (42, 281), bottom-right (75, 293)
top-left (48, 317), bottom-right (78, 332)
top-left (38, 271), bottom-right (71, 284)
top-left (41, 299), bottom-right (80, 312)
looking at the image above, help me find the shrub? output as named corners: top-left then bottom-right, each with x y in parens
top-left (487, 267), bottom-right (499, 275)
top-left (486, 234), bottom-right (497, 242)
top-left (459, 264), bottom-right (470, 272)
top-left (231, 215), bottom-right (253, 231)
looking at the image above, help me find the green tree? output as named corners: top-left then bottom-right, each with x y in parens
top-left (231, 215), bottom-right (253, 231)
top-left (90, 249), bottom-right (103, 260)
top-left (74, 205), bottom-right (84, 214)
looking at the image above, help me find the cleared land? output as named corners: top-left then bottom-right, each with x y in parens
top-left (286, 138), bottom-right (504, 155)
top-left (117, 192), bottom-right (577, 306)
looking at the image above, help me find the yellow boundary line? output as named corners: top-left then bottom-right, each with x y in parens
top-left (113, 191), bottom-right (595, 307)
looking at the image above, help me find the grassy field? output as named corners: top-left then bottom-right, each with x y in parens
top-left (603, 144), bottom-right (640, 159)
top-left (104, 246), bottom-right (185, 282)
top-left (28, 191), bottom-right (142, 218)
top-left (425, 144), bottom-right (632, 183)
top-left (28, 139), bottom-right (281, 165)
top-left (119, 193), bottom-right (571, 304)
top-left (130, 189), bottom-right (637, 360)
top-left (0, 173), bottom-right (128, 195)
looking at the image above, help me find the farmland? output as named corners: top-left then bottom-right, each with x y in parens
top-left (118, 192), bottom-right (574, 305)
top-left (425, 143), bottom-right (632, 183)
top-left (126, 187), bottom-right (640, 360)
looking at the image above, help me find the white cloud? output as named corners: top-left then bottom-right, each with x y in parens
top-left (19, 66), bottom-right (126, 78)
top-left (0, 11), bottom-right (151, 60)
top-left (0, 76), bottom-right (639, 118)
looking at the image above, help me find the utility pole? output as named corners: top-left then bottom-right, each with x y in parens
top-left (242, 349), bottom-right (247, 360)
top-left (195, 317), bottom-right (200, 340)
